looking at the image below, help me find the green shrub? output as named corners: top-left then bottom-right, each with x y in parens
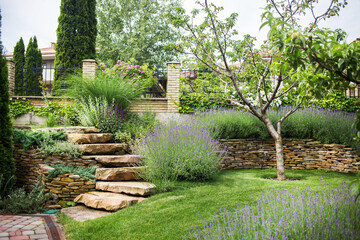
top-left (13, 129), bottom-right (66, 149)
top-left (46, 164), bottom-right (97, 181)
top-left (114, 111), bottom-right (158, 145)
top-left (97, 103), bottom-right (124, 134)
top-left (46, 113), bottom-right (57, 127)
top-left (39, 141), bottom-right (83, 158)
top-left (63, 72), bottom-right (143, 111)
top-left (9, 98), bottom-right (34, 118)
top-left (0, 175), bottom-right (50, 214)
top-left (134, 116), bottom-right (225, 191)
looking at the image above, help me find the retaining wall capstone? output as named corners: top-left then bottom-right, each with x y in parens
top-left (220, 139), bottom-right (360, 173)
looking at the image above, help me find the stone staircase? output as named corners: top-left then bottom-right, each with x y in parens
top-left (65, 128), bottom-right (156, 212)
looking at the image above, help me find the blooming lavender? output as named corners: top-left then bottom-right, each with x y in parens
top-left (134, 115), bottom-right (226, 190)
top-left (186, 179), bottom-right (360, 240)
top-left (195, 107), bottom-right (357, 151)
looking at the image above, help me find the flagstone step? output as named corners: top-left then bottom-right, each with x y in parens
top-left (96, 181), bottom-right (155, 196)
top-left (81, 155), bottom-right (141, 167)
top-left (67, 133), bottom-right (114, 144)
top-left (61, 205), bottom-right (111, 222)
top-left (79, 143), bottom-right (126, 155)
top-left (96, 167), bottom-right (143, 181)
top-left (33, 126), bottom-right (100, 134)
top-left (74, 191), bottom-right (145, 211)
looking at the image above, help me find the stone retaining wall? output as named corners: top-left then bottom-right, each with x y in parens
top-left (14, 145), bottom-right (102, 192)
top-left (39, 164), bottom-right (96, 201)
top-left (220, 139), bottom-right (360, 173)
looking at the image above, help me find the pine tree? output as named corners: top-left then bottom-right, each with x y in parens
top-left (24, 37), bottom-right (43, 96)
top-left (13, 37), bottom-right (25, 95)
top-left (54, 0), bottom-right (97, 92)
top-left (0, 10), bottom-right (15, 195)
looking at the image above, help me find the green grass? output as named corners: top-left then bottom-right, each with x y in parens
top-left (58, 169), bottom-right (357, 240)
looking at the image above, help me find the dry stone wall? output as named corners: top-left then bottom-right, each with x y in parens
top-left (14, 145), bottom-right (102, 192)
top-left (39, 164), bottom-right (96, 201)
top-left (220, 139), bottom-right (360, 173)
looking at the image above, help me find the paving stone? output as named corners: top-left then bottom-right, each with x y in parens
top-left (82, 155), bottom-right (141, 167)
top-left (34, 230), bottom-right (46, 234)
top-left (79, 143), bottom-right (126, 155)
top-left (29, 234), bottom-right (49, 239)
top-left (0, 232), bottom-right (9, 237)
top-left (22, 231), bottom-right (35, 235)
top-left (67, 133), bottom-right (113, 144)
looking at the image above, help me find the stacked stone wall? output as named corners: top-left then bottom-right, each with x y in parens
top-left (220, 139), bottom-right (360, 173)
top-left (39, 164), bottom-right (96, 201)
top-left (14, 145), bottom-right (102, 192)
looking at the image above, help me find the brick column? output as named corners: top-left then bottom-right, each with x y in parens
top-left (166, 62), bottom-right (180, 113)
top-left (82, 59), bottom-right (97, 79)
top-left (7, 60), bottom-right (15, 96)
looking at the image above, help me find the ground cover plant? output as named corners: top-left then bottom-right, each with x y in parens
top-left (195, 107), bottom-right (358, 151)
top-left (0, 175), bottom-right (51, 214)
top-left (58, 169), bottom-right (358, 240)
top-left (46, 164), bottom-right (97, 181)
top-left (187, 179), bottom-right (359, 239)
top-left (134, 116), bottom-right (226, 191)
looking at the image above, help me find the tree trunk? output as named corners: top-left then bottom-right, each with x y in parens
top-left (262, 115), bottom-right (286, 180)
top-left (274, 136), bottom-right (286, 181)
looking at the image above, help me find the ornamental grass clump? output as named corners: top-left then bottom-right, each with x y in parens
top-left (187, 179), bottom-right (360, 240)
top-left (134, 116), bottom-right (226, 190)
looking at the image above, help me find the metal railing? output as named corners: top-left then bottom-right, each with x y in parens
top-left (14, 63), bottom-right (81, 96)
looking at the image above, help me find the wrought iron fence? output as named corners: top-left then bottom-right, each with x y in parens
top-left (13, 63), bottom-right (81, 96)
top-left (144, 68), bottom-right (168, 98)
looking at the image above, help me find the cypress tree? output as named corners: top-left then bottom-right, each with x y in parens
top-left (13, 37), bottom-right (25, 95)
top-left (54, 0), bottom-right (97, 92)
top-left (0, 10), bottom-right (15, 195)
top-left (24, 36), bottom-right (43, 96)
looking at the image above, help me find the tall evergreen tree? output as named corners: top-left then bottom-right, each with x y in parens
top-left (0, 9), bottom-right (15, 195)
top-left (13, 37), bottom-right (25, 95)
top-left (54, 0), bottom-right (97, 92)
top-left (24, 36), bottom-right (43, 96)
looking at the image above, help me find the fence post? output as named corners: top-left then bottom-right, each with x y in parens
top-left (82, 59), bottom-right (97, 79)
top-left (166, 62), bottom-right (180, 113)
top-left (7, 60), bottom-right (15, 96)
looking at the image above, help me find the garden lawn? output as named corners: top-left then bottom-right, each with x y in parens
top-left (58, 169), bottom-right (357, 240)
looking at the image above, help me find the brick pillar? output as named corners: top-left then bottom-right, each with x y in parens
top-left (7, 60), bottom-right (15, 96)
top-left (166, 62), bottom-right (180, 113)
top-left (82, 59), bottom-right (97, 79)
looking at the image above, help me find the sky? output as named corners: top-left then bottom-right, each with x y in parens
top-left (0, 0), bottom-right (359, 53)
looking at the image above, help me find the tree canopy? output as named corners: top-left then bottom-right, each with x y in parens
top-left (96, 0), bottom-right (181, 68)
top-left (13, 37), bottom-right (25, 95)
top-left (24, 36), bottom-right (42, 96)
top-left (54, 0), bottom-right (97, 90)
top-left (168, 0), bottom-right (353, 180)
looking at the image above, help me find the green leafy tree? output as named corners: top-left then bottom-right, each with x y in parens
top-left (23, 36), bottom-right (42, 96)
top-left (168, 0), bottom-right (351, 180)
top-left (13, 37), bottom-right (25, 95)
top-left (0, 10), bottom-right (15, 196)
top-left (96, 0), bottom-right (181, 68)
top-left (54, 0), bottom-right (97, 92)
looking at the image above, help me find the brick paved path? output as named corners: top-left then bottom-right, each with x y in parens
top-left (0, 215), bottom-right (64, 240)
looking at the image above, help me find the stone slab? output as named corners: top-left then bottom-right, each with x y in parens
top-left (82, 155), bottom-right (140, 166)
top-left (96, 181), bottom-right (156, 196)
top-left (74, 191), bottom-right (145, 211)
top-left (61, 205), bottom-right (111, 222)
top-left (67, 133), bottom-right (113, 144)
top-left (79, 143), bottom-right (126, 155)
top-left (96, 167), bottom-right (143, 181)
top-left (32, 127), bottom-right (100, 133)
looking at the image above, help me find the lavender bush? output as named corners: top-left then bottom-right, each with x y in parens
top-left (187, 179), bottom-right (360, 240)
top-left (196, 107), bottom-right (357, 150)
top-left (134, 116), bottom-right (226, 190)
top-left (97, 103), bottom-right (124, 134)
